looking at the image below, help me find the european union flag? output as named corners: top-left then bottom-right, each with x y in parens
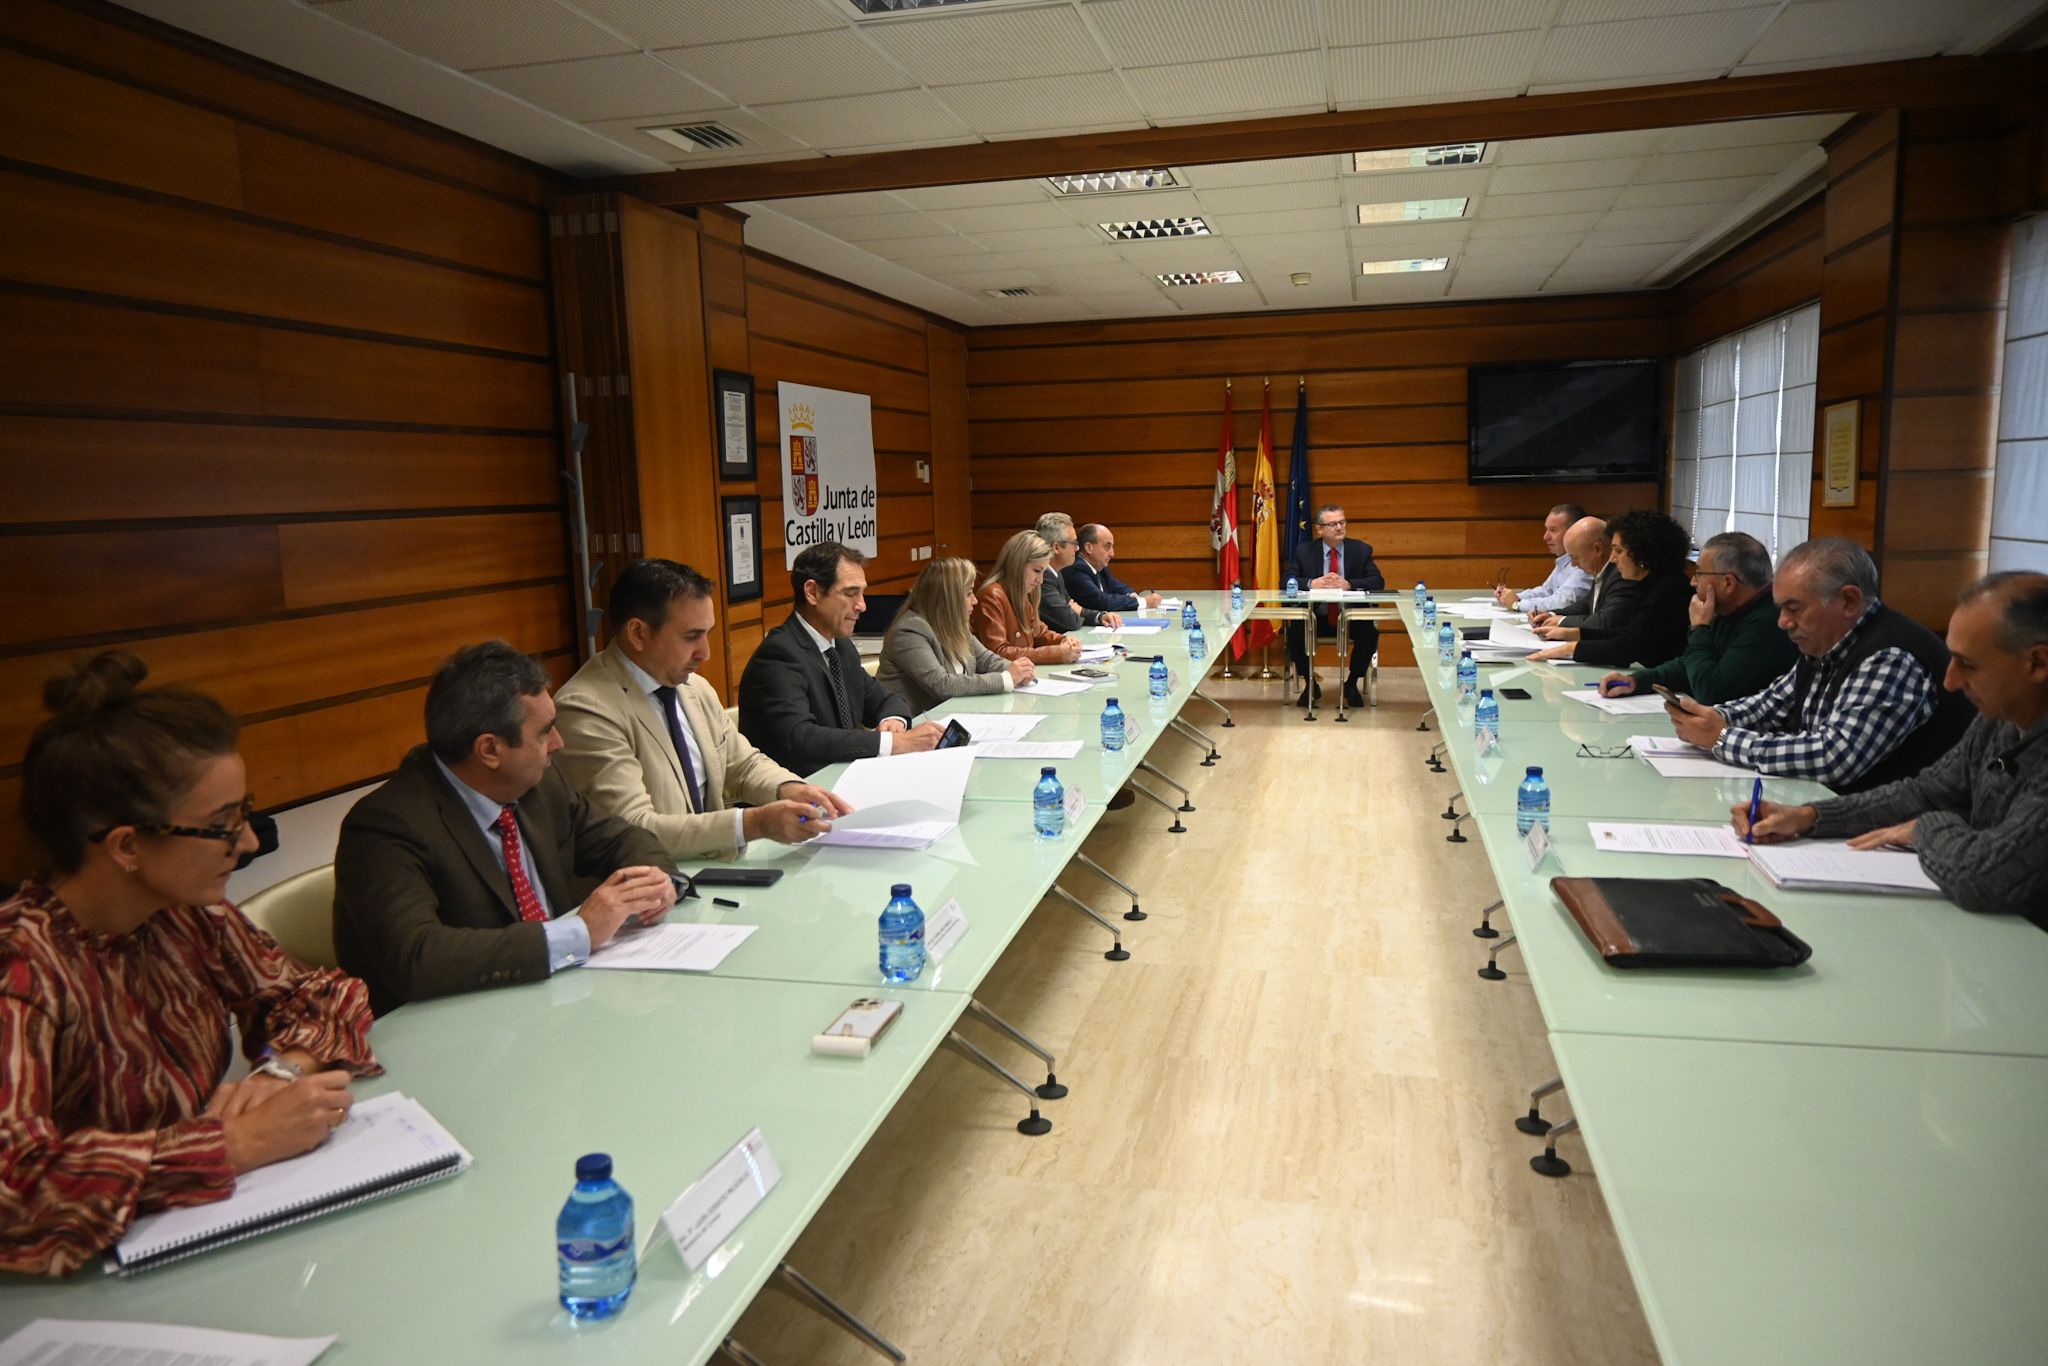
top-left (1281, 383), bottom-right (1312, 567)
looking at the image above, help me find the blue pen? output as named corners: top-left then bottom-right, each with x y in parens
top-left (1745, 777), bottom-right (1764, 844)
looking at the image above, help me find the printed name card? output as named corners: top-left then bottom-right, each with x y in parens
top-left (1524, 821), bottom-right (1552, 872)
top-left (1063, 786), bottom-right (1085, 823)
top-left (662, 1128), bottom-right (782, 1272)
top-left (925, 897), bottom-right (969, 963)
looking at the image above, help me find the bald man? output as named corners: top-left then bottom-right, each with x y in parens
top-left (1531, 517), bottom-right (1625, 636)
top-left (1736, 571), bottom-right (2047, 925)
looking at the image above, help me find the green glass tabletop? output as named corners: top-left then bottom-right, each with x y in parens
top-left (1550, 1032), bottom-right (2048, 1366)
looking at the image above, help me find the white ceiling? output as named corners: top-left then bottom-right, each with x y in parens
top-left (117, 0), bottom-right (2048, 324)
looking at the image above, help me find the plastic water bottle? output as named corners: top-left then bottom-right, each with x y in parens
top-left (1101, 697), bottom-right (1126, 751)
top-left (1456, 648), bottom-right (1477, 702)
top-left (558, 1154), bottom-right (635, 1320)
top-left (1230, 582), bottom-right (1243, 615)
top-left (878, 883), bottom-right (925, 983)
top-left (1180, 600), bottom-right (1197, 630)
top-left (1422, 595), bottom-right (1437, 630)
top-left (1437, 621), bottom-right (1457, 667)
top-left (1187, 616), bottom-right (1206, 660)
top-left (1033, 767), bottom-right (1064, 839)
top-left (1517, 766), bottom-right (1551, 836)
top-left (1413, 580), bottom-right (1426, 610)
top-left (1284, 576), bottom-right (1299, 600)
top-left (1475, 689), bottom-right (1500, 752)
top-left (1148, 655), bottom-right (1169, 701)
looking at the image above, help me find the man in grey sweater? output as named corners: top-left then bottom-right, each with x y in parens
top-left (1735, 571), bottom-right (2048, 927)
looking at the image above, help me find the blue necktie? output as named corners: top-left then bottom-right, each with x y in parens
top-left (651, 685), bottom-right (705, 811)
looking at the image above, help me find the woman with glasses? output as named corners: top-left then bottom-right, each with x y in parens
top-left (1530, 509), bottom-right (1695, 669)
top-left (0, 651), bottom-right (378, 1276)
top-left (878, 557), bottom-right (1036, 712)
top-left (972, 530), bottom-right (1085, 667)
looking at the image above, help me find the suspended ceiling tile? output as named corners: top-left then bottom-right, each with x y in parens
top-left (1086, 292), bottom-right (1184, 317)
top-left (964, 224), bottom-right (1108, 253)
top-left (866, 5), bottom-right (1110, 84)
top-left (1229, 229), bottom-right (1354, 262)
top-left (1656, 113), bottom-right (1846, 152)
top-left (1196, 179), bottom-right (1340, 214)
top-left (1347, 221), bottom-right (1474, 252)
top-left (1487, 159), bottom-right (1647, 194)
top-left (1577, 224), bottom-right (1696, 248)
top-left (1354, 271), bottom-right (1454, 301)
top-left (861, 233), bottom-right (1000, 260)
top-left (768, 191), bottom-right (924, 219)
top-left (1612, 175), bottom-right (1775, 208)
top-left (1596, 202), bottom-right (1730, 234)
top-left (1527, 69), bottom-right (1725, 94)
top-left (932, 200), bottom-right (1091, 233)
top-left (1122, 52), bottom-right (1326, 121)
top-left (1566, 241), bottom-right (1685, 265)
top-left (1325, 0), bottom-right (1556, 45)
top-left (315, 0), bottom-right (630, 68)
top-left (1155, 104), bottom-right (1325, 127)
top-left (1116, 236), bottom-right (1245, 269)
top-left (1477, 186), bottom-right (1627, 218)
top-left (1734, 47), bottom-right (1935, 75)
top-left (1168, 287), bottom-right (1273, 312)
top-left (1743, 0), bottom-right (2008, 64)
top-left (1053, 187), bottom-right (1207, 225)
top-left (1469, 211), bottom-right (1607, 238)
top-left (933, 72), bottom-right (1144, 135)
top-left (917, 257), bottom-right (1029, 283)
top-left (1558, 0), bottom-right (1771, 19)
top-left (1082, 0), bottom-right (1323, 66)
top-left (1533, 8), bottom-right (1777, 85)
top-left (570, 0), bottom-right (843, 47)
top-left (1329, 30), bottom-right (1545, 104)
top-left (1462, 233), bottom-right (1582, 261)
top-left (1340, 87), bottom-right (1524, 111)
top-left (1035, 262), bottom-right (1163, 288)
top-left (1183, 156), bottom-right (1344, 189)
top-left (819, 210), bottom-right (959, 242)
top-left (583, 109), bottom-right (813, 160)
top-left (752, 89), bottom-right (970, 148)
top-left (1635, 144), bottom-right (1811, 182)
top-left (1494, 129), bottom-right (1667, 166)
top-left (998, 295), bottom-right (1106, 321)
top-left (474, 53), bottom-right (717, 123)
top-left (1204, 206), bottom-right (1349, 236)
top-left (997, 244), bottom-right (1133, 268)
top-left (893, 181), bottom-right (1053, 210)
top-left (658, 31), bottom-right (915, 106)
top-left (1339, 167), bottom-right (1494, 203)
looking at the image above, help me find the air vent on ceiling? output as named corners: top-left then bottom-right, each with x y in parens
top-left (1101, 216), bottom-right (1210, 241)
top-left (840, 0), bottom-right (1025, 13)
top-left (1046, 168), bottom-right (1181, 196)
top-left (986, 287), bottom-right (1045, 298)
top-left (1157, 271), bottom-right (1243, 287)
top-left (642, 122), bottom-right (745, 153)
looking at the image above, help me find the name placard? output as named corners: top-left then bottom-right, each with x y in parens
top-left (662, 1128), bottom-right (782, 1271)
top-left (1063, 786), bottom-right (1085, 823)
top-left (925, 897), bottom-right (969, 962)
top-left (1524, 821), bottom-right (1552, 872)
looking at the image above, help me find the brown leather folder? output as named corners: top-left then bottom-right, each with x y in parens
top-left (1550, 876), bottom-right (1812, 969)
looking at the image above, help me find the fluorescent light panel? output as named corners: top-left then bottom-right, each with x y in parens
top-left (1351, 144), bottom-right (1487, 173)
top-left (1158, 271), bottom-right (1243, 286)
top-left (1047, 168), bottom-right (1180, 196)
top-left (1101, 216), bottom-right (1211, 240)
top-left (1356, 197), bottom-right (1469, 225)
top-left (1360, 258), bottom-right (1449, 275)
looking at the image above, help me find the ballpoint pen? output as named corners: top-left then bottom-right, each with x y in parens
top-left (1746, 776), bottom-right (1764, 844)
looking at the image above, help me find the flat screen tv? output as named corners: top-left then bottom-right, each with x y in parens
top-left (1468, 359), bottom-right (1661, 483)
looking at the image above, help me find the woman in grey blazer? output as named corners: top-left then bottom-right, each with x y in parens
top-left (878, 557), bottom-right (1034, 712)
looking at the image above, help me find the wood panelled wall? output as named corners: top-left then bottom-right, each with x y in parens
top-left (1814, 113), bottom-right (1900, 550)
top-left (706, 217), bottom-right (965, 681)
top-left (0, 0), bottom-right (564, 879)
top-left (965, 298), bottom-right (1668, 665)
top-left (1671, 198), bottom-right (1823, 354)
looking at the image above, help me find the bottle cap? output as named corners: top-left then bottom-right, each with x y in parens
top-left (890, 883), bottom-right (912, 899)
top-left (575, 1153), bottom-right (612, 1182)
top-left (1041, 766), bottom-right (1056, 777)
top-left (1527, 766), bottom-right (1543, 778)
top-left (1480, 689), bottom-right (1494, 699)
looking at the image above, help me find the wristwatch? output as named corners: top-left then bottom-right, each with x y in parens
top-left (253, 1051), bottom-right (304, 1083)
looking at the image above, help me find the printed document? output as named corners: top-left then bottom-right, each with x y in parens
top-left (0, 1321), bottom-right (334, 1366)
top-left (1747, 842), bottom-right (1942, 896)
top-left (1564, 689), bottom-right (1669, 716)
top-left (587, 922), bottom-right (758, 972)
top-left (811, 748), bottom-right (972, 849)
top-left (1588, 821), bottom-right (1750, 859)
top-left (1014, 676), bottom-right (1094, 696)
top-left (972, 740), bottom-right (1085, 760)
top-left (945, 713), bottom-right (1046, 741)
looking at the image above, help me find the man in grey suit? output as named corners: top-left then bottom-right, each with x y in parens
top-left (334, 641), bottom-right (677, 1015)
top-left (1034, 512), bottom-right (1123, 634)
top-left (555, 558), bottom-right (849, 861)
top-left (739, 542), bottom-right (944, 774)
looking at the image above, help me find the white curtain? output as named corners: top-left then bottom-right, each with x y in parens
top-left (1992, 214), bottom-right (2048, 573)
top-left (1670, 302), bottom-right (1819, 561)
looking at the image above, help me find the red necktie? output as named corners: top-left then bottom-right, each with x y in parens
top-left (495, 806), bottom-right (548, 923)
top-left (1327, 545), bottom-right (1341, 625)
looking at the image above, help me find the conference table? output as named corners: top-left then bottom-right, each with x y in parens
top-left (1403, 594), bottom-right (2048, 1366)
top-left (0, 595), bottom-right (1249, 1362)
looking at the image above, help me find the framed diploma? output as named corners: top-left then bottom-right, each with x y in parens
top-left (1821, 400), bottom-right (1858, 508)
top-left (713, 369), bottom-right (756, 480)
top-left (722, 495), bottom-right (761, 603)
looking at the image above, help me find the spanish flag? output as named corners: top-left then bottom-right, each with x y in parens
top-left (1247, 381), bottom-right (1279, 650)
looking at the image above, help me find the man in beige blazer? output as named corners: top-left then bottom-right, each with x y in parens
top-left (556, 559), bottom-right (851, 862)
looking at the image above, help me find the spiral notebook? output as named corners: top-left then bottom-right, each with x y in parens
top-left (111, 1092), bottom-right (469, 1275)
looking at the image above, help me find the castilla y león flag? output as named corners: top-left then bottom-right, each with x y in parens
top-left (1209, 383), bottom-right (1242, 657)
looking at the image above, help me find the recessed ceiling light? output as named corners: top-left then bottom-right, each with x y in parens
top-left (1046, 168), bottom-right (1181, 196)
top-left (1351, 144), bottom-right (1487, 173)
top-left (1101, 216), bottom-right (1211, 241)
top-left (1158, 271), bottom-right (1243, 286)
top-left (1356, 197), bottom-right (1469, 225)
top-left (1360, 258), bottom-right (1449, 275)
top-left (841, 0), bottom-right (1018, 13)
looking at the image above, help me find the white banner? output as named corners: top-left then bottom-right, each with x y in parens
top-left (777, 381), bottom-right (878, 566)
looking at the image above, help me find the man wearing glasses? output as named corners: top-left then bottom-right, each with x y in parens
top-left (1594, 531), bottom-right (1797, 705)
top-left (1286, 503), bottom-right (1385, 709)
top-left (1034, 512), bottom-right (1123, 634)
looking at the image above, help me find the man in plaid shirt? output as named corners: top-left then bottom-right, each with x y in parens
top-left (1667, 538), bottom-right (1973, 793)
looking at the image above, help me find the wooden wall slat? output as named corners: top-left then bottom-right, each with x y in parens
top-left (968, 369), bottom-right (1468, 421)
top-left (0, 526), bottom-right (284, 646)
top-left (277, 512), bottom-right (566, 609)
top-left (971, 406), bottom-right (1465, 457)
top-left (749, 338), bottom-right (931, 413)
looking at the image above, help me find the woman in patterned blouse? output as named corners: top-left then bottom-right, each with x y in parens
top-left (1, 651), bottom-right (380, 1276)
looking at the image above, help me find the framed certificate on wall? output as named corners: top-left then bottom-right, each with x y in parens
top-left (1822, 400), bottom-right (1858, 508)
top-left (722, 495), bottom-right (761, 602)
top-left (713, 370), bottom-right (756, 480)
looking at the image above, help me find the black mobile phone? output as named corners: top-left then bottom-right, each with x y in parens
top-left (691, 868), bottom-right (785, 888)
top-left (936, 718), bottom-right (973, 749)
top-left (1499, 686), bottom-right (1533, 701)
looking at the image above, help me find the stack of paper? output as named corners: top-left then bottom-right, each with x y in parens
top-left (1628, 735), bottom-right (1758, 779)
top-left (1076, 644), bottom-right (1118, 663)
top-left (1014, 676), bottom-right (1094, 696)
top-left (1588, 821), bottom-right (1750, 859)
top-left (1565, 689), bottom-right (1671, 716)
top-left (973, 740), bottom-right (1086, 759)
top-left (587, 922), bottom-right (757, 972)
top-left (946, 713), bottom-right (1045, 741)
top-left (811, 748), bottom-right (973, 849)
top-left (1747, 842), bottom-right (1942, 896)
top-left (1089, 624), bottom-right (1164, 637)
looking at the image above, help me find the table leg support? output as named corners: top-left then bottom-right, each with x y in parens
top-left (1137, 760), bottom-right (1195, 813)
top-left (1530, 1116), bottom-right (1579, 1178)
top-left (1446, 809), bottom-right (1471, 844)
top-left (965, 996), bottom-right (1067, 1099)
top-left (1050, 883), bottom-right (1131, 960)
top-left (1170, 716), bottom-right (1221, 765)
top-left (1478, 933), bottom-right (1518, 981)
top-left (769, 1263), bottom-right (908, 1363)
top-left (1427, 740), bottom-right (1446, 773)
top-left (1516, 1076), bottom-right (1564, 1135)
top-left (943, 1031), bottom-right (1054, 1135)
top-left (717, 1338), bottom-right (770, 1366)
top-left (1127, 776), bottom-right (1187, 834)
top-left (1473, 898), bottom-right (1503, 939)
top-left (1076, 851), bottom-right (1144, 921)
top-left (1192, 687), bottom-right (1234, 728)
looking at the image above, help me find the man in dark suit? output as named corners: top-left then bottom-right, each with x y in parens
top-left (739, 542), bottom-right (943, 775)
top-left (1287, 503), bottom-right (1386, 708)
top-left (334, 641), bottom-right (678, 1015)
top-left (1063, 523), bottom-right (1162, 615)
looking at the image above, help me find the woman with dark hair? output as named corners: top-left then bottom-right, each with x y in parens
top-left (1531, 509), bottom-right (1695, 668)
top-left (0, 652), bottom-right (379, 1277)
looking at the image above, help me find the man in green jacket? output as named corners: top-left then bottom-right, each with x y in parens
top-left (1595, 531), bottom-right (1798, 705)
